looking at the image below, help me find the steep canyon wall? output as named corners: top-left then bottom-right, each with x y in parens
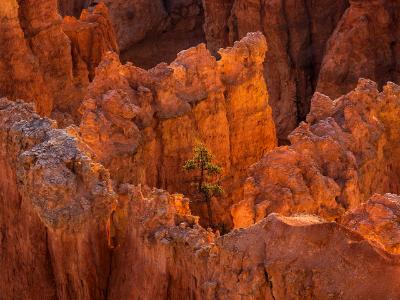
top-left (1, 0), bottom-right (400, 299)
top-left (0, 0), bottom-right (117, 123)
top-left (57, 0), bottom-right (400, 143)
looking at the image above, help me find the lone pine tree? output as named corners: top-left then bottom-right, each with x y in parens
top-left (183, 144), bottom-right (224, 227)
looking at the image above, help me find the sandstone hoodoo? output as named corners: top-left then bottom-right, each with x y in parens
top-left (77, 31), bottom-right (276, 229)
top-left (2, 1), bottom-right (400, 299)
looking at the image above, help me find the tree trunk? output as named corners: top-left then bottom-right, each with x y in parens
top-left (198, 165), bottom-right (204, 193)
top-left (206, 196), bottom-right (213, 227)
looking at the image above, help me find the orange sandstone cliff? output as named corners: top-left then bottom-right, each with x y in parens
top-left (202, 0), bottom-right (350, 141)
top-left (1, 99), bottom-right (400, 298)
top-left (2, 76), bottom-right (400, 299)
top-left (202, 0), bottom-right (400, 144)
top-left (58, 0), bottom-right (400, 144)
top-left (232, 79), bottom-right (400, 228)
top-left (0, 0), bottom-right (117, 122)
top-left (58, 0), bottom-right (205, 69)
top-left (78, 32), bottom-right (276, 228)
top-left (1, 1), bottom-right (400, 299)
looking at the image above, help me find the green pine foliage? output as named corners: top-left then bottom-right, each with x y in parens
top-left (183, 144), bottom-right (224, 226)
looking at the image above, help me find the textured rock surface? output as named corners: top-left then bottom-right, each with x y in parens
top-left (16, 0), bottom-right (86, 116)
top-left (343, 193), bottom-right (400, 254)
top-left (0, 99), bottom-right (56, 299)
top-left (108, 186), bottom-right (400, 299)
top-left (78, 32), bottom-right (277, 228)
top-left (58, 0), bottom-right (90, 17)
top-left (317, 0), bottom-right (400, 99)
top-left (3, 0), bottom-right (400, 298)
top-left (59, 0), bottom-right (400, 143)
top-left (118, 0), bottom-right (205, 69)
top-left (2, 82), bottom-right (400, 299)
top-left (263, 213), bottom-right (400, 299)
top-left (59, 0), bottom-right (206, 69)
top-left (0, 0), bottom-right (54, 115)
top-left (202, 0), bottom-right (349, 142)
top-left (203, 0), bottom-right (400, 143)
top-left (0, 98), bottom-right (116, 299)
top-left (0, 0), bottom-right (117, 123)
top-left (232, 79), bottom-right (400, 228)
top-left (62, 3), bottom-right (119, 82)
top-left (100, 0), bottom-right (168, 52)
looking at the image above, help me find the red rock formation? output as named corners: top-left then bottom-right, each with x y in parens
top-left (232, 79), bottom-right (400, 228)
top-left (201, 0), bottom-right (234, 55)
top-left (317, 0), bottom-right (400, 99)
top-left (100, 0), bottom-right (168, 52)
top-left (62, 3), bottom-right (119, 81)
top-left (0, 99), bottom-right (56, 299)
top-left (117, 0), bottom-right (205, 69)
top-left (59, 0), bottom-right (205, 69)
top-left (3, 0), bottom-right (400, 297)
top-left (2, 83), bottom-right (400, 299)
top-left (204, 0), bottom-right (400, 144)
top-left (17, 0), bottom-right (85, 116)
top-left (57, 0), bottom-right (89, 17)
top-left (0, 0), bottom-right (118, 124)
top-left (59, 0), bottom-right (400, 144)
top-left (58, 0), bottom-right (205, 69)
top-left (0, 98), bottom-right (116, 299)
top-left (78, 32), bottom-right (277, 228)
top-left (263, 213), bottom-right (400, 299)
top-left (202, 0), bottom-right (349, 142)
top-left (0, 0), bottom-right (53, 115)
top-left (343, 193), bottom-right (400, 254)
top-left (108, 185), bottom-right (400, 299)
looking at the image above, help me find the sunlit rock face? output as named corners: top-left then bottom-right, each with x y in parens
top-left (343, 193), bottom-right (400, 254)
top-left (0, 0), bottom-right (63, 115)
top-left (0, 0), bottom-right (118, 123)
top-left (57, 0), bottom-right (400, 144)
top-left (202, 0), bottom-right (400, 144)
top-left (78, 32), bottom-right (277, 228)
top-left (232, 79), bottom-right (400, 228)
top-left (2, 0), bottom-right (400, 298)
top-left (202, 0), bottom-right (350, 142)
